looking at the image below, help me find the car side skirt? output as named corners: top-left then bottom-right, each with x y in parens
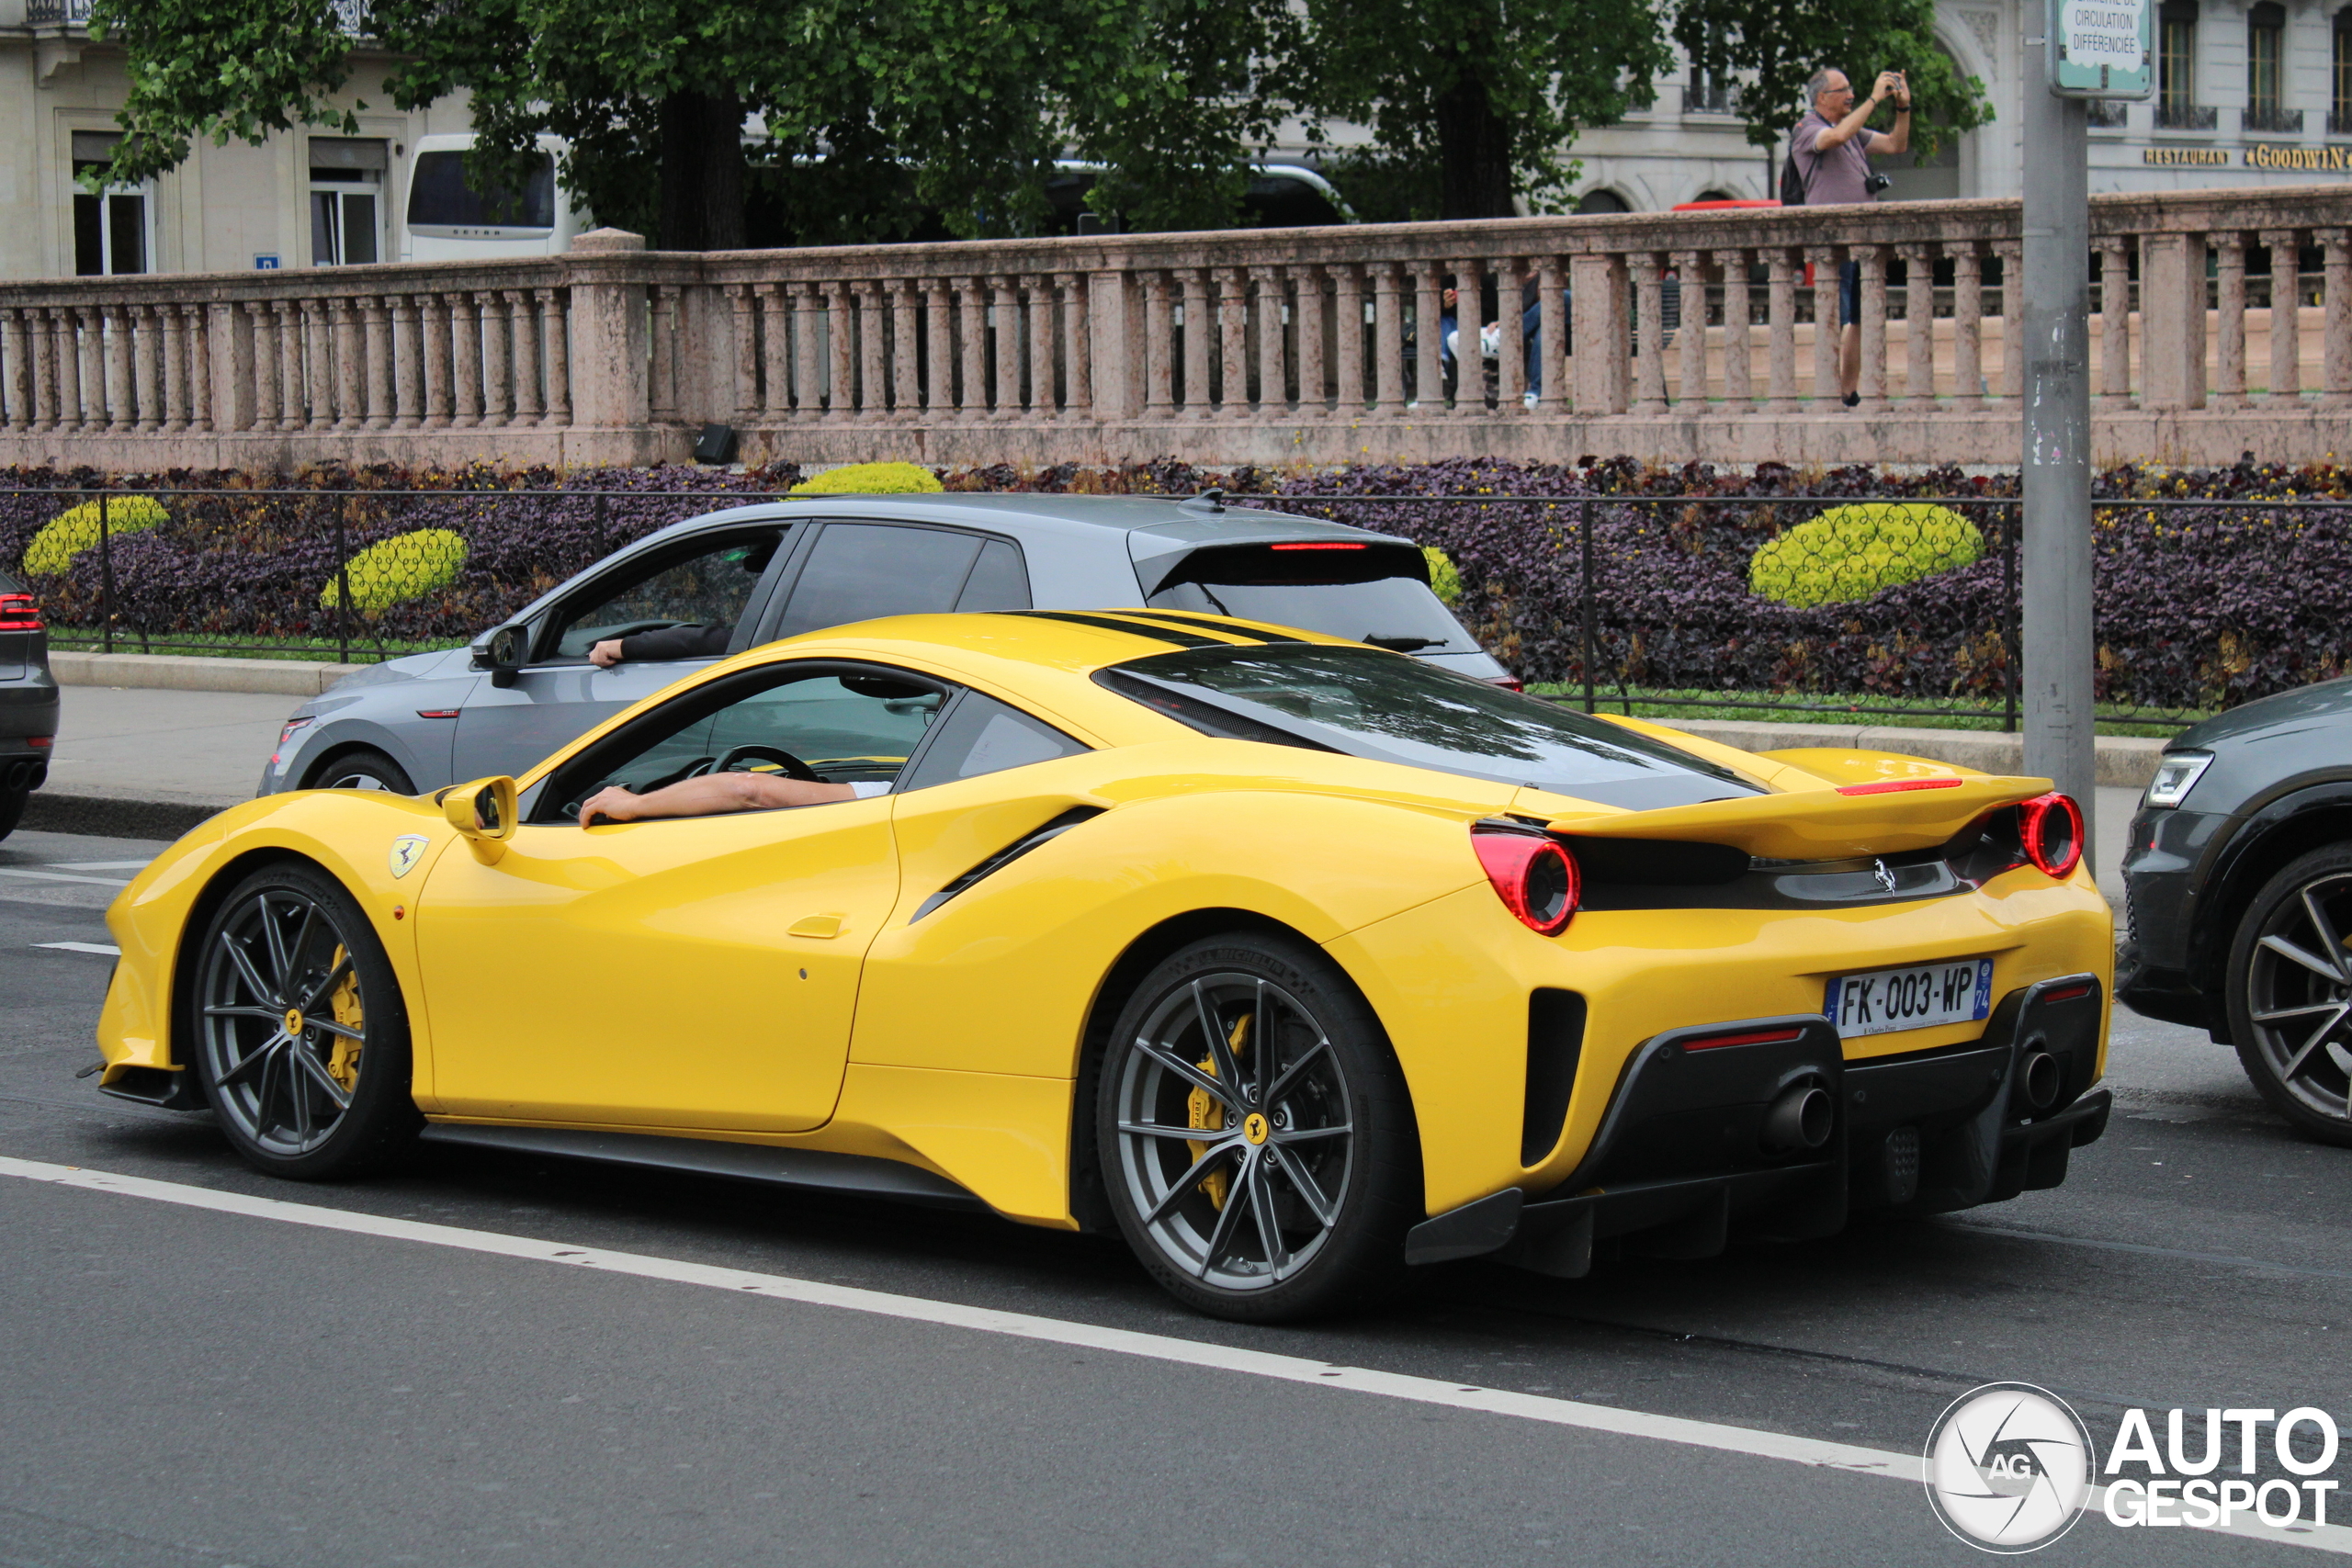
top-left (417, 1123), bottom-right (987, 1210)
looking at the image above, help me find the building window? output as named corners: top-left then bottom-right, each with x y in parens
top-left (2157, 0), bottom-right (2215, 127)
top-left (2247, 2), bottom-right (2294, 128)
top-left (1686, 67), bottom-right (1735, 114)
top-left (2333, 8), bottom-right (2352, 132)
top-left (308, 138), bottom-right (387, 265)
top-left (70, 130), bottom-right (150, 276)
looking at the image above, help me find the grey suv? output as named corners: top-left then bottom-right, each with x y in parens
top-left (262, 493), bottom-right (1501, 797)
top-left (0, 565), bottom-right (57, 842)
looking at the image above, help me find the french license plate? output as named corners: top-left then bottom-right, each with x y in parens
top-left (1826, 958), bottom-right (1994, 1039)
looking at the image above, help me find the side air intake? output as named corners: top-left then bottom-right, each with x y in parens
top-left (1523, 989), bottom-right (1587, 1166)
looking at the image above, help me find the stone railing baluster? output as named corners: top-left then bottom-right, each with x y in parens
top-left (1213, 266), bottom-right (1246, 412)
top-left (2096, 238), bottom-right (2132, 408)
top-left (1716, 249), bottom-right (1750, 408)
top-left (1144, 271), bottom-right (1176, 420)
top-left (511, 290), bottom-right (545, 427)
top-left (893, 281), bottom-right (922, 419)
top-left (1993, 239), bottom-right (2024, 400)
top-left (2324, 229), bottom-right (2352, 409)
top-left (987, 276), bottom-right (1019, 420)
top-left (292, 300), bottom-right (324, 429)
top-left (2215, 234), bottom-right (2248, 408)
top-left (130, 306), bottom-right (162, 433)
top-left (1252, 265), bottom-right (1285, 413)
top-left (421, 296), bottom-right (452, 429)
top-left (1806, 246), bottom-right (1842, 406)
top-left (392, 295), bottom-right (424, 431)
top-left (1453, 258), bottom-right (1483, 414)
top-left (798, 282), bottom-right (830, 421)
top-left (1295, 265), bottom-right (1326, 418)
top-left (0, 311), bottom-right (26, 430)
top-left (52, 309), bottom-right (84, 431)
top-left (187, 304), bottom-right (214, 433)
top-left (1856, 245), bottom-right (1889, 412)
top-left (450, 295), bottom-right (483, 429)
top-left (1951, 244), bottom-right (1984, 401)
top-left (541, 289), bottom-right (571, 426)
top-left (1631, 253), bottom-right (1668, 414)
top-left (755, 284), bottom-right (788, 420)
top-left (1900, 243), bottom-right (1936, 406)
top-left (1329, 265), bottom-right (1364, 416)
top-left (479, 291), bottom-right (513, 427)
top-left (1022, 275), bottom-right (1054, 419)
top-left (329, 300), bottom-right (362, 431)
top-left (2263, 227), bottom-right (2301, 402)
top-left (1496, 259), bottom-right (1527, 412)
top-left (649, 286), bottom-right (678, 423)
top-left (1414, 263), bottom-right (1444, 414)
top-left (1181, 269), bottom-right (1211, 419)
top-left (1766, 249), bottom-right (1799, 412)
top-left (1057, 272), bottom-right (1091, 419)
top-left (956, 279), bottom-right (987, 420)
top-left (363, 299), bottom-right (394, 431)
top-left (726, 285), bottom-right (758, 425)
top-left (1374, 264), bottom-right (1408, 416)
top-left (1536, 259), bottom-right (1567, 413)
top-left (1674, 251), bottom-right (1708, 412)
top-left (28, 307), bottom-right (58, 432)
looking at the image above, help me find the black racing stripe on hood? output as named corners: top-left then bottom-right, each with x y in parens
top-left (994, 610), bottom-right (1234, 649)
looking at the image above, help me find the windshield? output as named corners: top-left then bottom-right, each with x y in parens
top-left (407, 151), bottom-right (557, 230)
top-left (1100, 644), bottom-right (1764, 809)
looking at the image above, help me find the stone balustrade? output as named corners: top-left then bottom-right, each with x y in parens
top-left (4, 187), bottom-right (2349, 474)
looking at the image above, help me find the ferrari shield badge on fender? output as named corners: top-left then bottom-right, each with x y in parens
top-left (389, 835), bottom-right (429, 879)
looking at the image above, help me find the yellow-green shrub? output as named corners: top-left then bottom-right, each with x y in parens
top-left (789, 462), bottom-right (944, 496)
top-left (321, 528), bottom-right (469, 612)
top-left (22, 495), bottom-right (169, 575)
top-left (1423, 546), bottom-right (1463, 606)
top-left (1748, 503), bottom-right (1984, 608)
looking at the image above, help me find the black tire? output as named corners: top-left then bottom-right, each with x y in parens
top-left (311, 746), bottom-right (414, 794)
top-left (187, 862), bottom-right (421, 1179)
top-left (2227, 841), bottom-right (2352, 1147)
top-left (0, 780), bottom-right (25, 843)
top-left (1095, 932), bottom-right (1419, 1322)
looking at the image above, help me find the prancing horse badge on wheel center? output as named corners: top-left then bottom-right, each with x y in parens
top-left (389, 835), bottom-right (429, 879)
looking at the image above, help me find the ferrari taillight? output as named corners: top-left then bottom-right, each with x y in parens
top-left (2018, 793), bottom-right (2085, 879)
top-left (0, 592), bottom-right (41, 632)
top-left (1472, 823), bottom-right (1579, 936)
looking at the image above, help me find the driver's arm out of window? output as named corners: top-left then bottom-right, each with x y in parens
top-left (579, 772), bottom-right (887, 827)
top-left (591, 621), bottom-right (732, 668)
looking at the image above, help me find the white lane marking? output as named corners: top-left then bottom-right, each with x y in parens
top-left (34, 942), bottom-right (119, 956)
top-left (0, 868), bottom-right (131, 888)
top-left (0, 1154), bottom-right (2345, 1555)
top-left (46, 861), bottom-right (155, 872)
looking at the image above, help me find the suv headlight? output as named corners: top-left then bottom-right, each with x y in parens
top-left (2143, 750), bottom-right (2213, 809)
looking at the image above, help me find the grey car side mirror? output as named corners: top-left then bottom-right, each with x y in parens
top-left (488, 626), bottom-right (526, 689)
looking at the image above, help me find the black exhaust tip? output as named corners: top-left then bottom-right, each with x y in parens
top-left (2020, 1048), bottom-right (2062, 1111)
top-left (1762, 1084), bottom-right (1835, 1154)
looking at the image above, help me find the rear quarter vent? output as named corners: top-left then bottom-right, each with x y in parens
top-left (1523, 988), bottom-right (1587, 1166)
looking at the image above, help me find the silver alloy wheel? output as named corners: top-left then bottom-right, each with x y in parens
top-left (323, 766), bottom-right (398, 791)
top-left (196, 888), bottom-right (368, 1157)
top-left (2245, 869), bottom-right (2352, 1122)
top-left (1111, 972), bottom-right (1355, 1292)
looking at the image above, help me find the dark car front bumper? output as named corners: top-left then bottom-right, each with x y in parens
top-left (1406, 975), bottom-right (2111, 1274)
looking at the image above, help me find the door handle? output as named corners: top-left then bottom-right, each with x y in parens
top-left (787, 913), bottom-right (845, 939)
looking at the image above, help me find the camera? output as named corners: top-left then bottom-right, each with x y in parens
top-left (1864, 171), bottom-right (1894, 195)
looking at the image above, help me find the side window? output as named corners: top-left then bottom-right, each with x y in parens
top-left (548, 530), bottom-right (784, 662)
top-left (538, 664), bottom-right (950, 823)
top-left (956, 539), bottom-right (1032, 611)
top-left (899, 692), bottom-right (1087, 793)
top-left (775, 525), bottom-right (995, 638)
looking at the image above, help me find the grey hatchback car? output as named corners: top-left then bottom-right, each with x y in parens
top-left (261, 493), bottom-right (1503, 798)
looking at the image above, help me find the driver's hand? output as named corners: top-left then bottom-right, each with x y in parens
top-left (590, 639), bottom-right (625, 669)
top-left (578, 785), bottom-right (640, 828)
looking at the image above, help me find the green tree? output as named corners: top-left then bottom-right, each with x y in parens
top-left (1298, 0), bottom-right (1677, 220)
top-left (87, 0), bottom-right (1295, 247)
top-left (1673, 0), bottom-right (1992, 164)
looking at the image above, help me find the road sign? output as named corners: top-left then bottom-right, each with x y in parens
top-left (2049, 0), bottom-right (2154, 97)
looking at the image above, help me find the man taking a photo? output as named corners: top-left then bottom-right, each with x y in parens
top-left (1791, 66), bottom-right (1911, 406)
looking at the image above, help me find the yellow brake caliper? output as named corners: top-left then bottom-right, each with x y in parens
top-left (323, 945), bottom-right (364, 1091)
top-left (1184, 1011), bottom-right (1251, 1211)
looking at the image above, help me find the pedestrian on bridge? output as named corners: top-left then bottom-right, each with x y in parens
top-left (1790, 66), bottom-right (1911, 407)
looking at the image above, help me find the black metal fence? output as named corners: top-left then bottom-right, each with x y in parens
top-left (6, 483), bottom-right (2347, 735)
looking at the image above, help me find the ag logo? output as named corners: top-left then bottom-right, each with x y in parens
top-left (1924, 1382), bottom-right (2093, 1552)
top-left (388, 834), bottom-right (430, 879)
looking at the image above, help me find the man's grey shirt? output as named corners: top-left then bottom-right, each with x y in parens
top-left (1792, 109), bottom-right (1886, 205)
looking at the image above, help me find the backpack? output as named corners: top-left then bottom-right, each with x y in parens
top-left (1779, 146), bottom-right (1807, 207)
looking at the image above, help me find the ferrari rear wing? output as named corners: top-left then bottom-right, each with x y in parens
top-left (1532, 776), bottom-right (2058, 863)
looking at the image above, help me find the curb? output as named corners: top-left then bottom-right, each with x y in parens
top-left (21, 791), bottom-right (225, 843)
top-left (1653, 717), bottom-right (2165, 790)
top-left (50, 650), bottom-right (368, 696)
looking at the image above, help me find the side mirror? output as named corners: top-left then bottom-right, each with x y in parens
top-left (488, 625), bottom-right (526, 689)
top-left (443, 775), bottom-right (519, 860)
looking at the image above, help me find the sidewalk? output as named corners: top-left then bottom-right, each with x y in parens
top-left (21, 682), bottom-right (2146, 904)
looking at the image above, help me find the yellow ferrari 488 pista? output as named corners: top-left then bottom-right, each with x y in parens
top-left (95, 610), bottom-right (2113, 1321)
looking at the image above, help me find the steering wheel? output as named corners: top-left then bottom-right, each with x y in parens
top-left (712, 743), bottom-right (821, 781)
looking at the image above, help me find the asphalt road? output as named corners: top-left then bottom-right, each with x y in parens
top-left (2, 826), bottom-right (2345, 1568)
